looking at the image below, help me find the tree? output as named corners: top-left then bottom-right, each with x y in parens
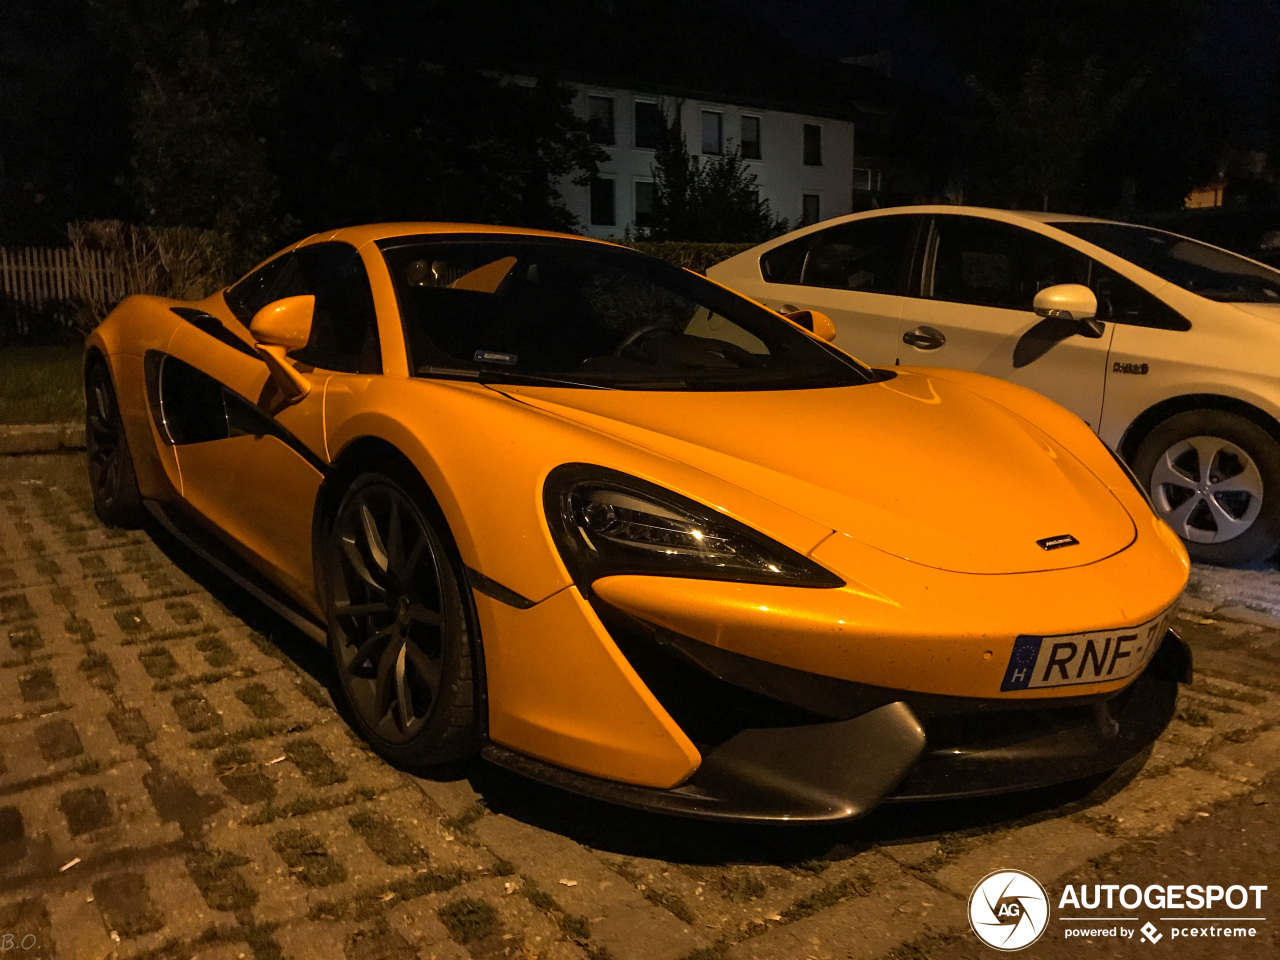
top-left (912, 0), bottom-right (1226, 211)
top-left (643, 105), bottom-right (786, 242)
top-left (85, 0), bottom-right (606, 264)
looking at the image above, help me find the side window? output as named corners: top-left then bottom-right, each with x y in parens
top-left (289, 244), bottom-right (382, 374)
top-left (1090, 261), bottom-right (1191, 331)
top-left (759, 216), bottom-right (918, 292)
top-left (225, 253), bottom-right (295, 324)
top-left (798, 216), bottom-right (918, 294)
top-left (929, 216), bottom-right (1089, 310)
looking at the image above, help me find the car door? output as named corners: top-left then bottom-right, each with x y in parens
top-left (747, 214), bottom-right (922, 367)
top-left (899, 214), bottom-right (1116, 429)
top-left (160, 242), bottom-right (382, 607)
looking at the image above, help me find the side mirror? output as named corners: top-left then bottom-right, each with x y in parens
top-left (1033, 284), bottom-right (1104, 338)
top-left (250, 295), bottom-right (314, 399)
top-left (784, 309), bottom-right (837, 343)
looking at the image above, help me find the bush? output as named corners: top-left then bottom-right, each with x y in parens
top-left (613, 240), bottom-right (755, 274)
top-left (66, 220), bottom-right (235, 334)
top-left (0, 294), bottom-right (78, 346)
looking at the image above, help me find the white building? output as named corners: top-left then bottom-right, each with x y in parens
top-left (560, 83), bottom-right (856, 238)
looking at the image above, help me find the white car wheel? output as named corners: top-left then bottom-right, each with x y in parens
top-left (1134, 410), bottom-right (1280, 566)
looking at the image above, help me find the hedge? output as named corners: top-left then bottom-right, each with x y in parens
top-left (610, 240), bottom-right (756, 274)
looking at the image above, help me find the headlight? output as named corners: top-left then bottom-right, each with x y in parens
top-left (544, 464), bottom-right (843, 589)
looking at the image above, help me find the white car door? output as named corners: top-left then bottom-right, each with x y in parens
top-left (898, 214), bottom-right (1115, 429)
top-left (728, 214), bottom-right (923, 368)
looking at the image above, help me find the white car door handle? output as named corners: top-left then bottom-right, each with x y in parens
top-left (903, 326), bottom-right (946, 350)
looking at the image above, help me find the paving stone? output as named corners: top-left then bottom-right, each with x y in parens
top-left (726, 870), bottom-right (965, 960)
top-left (472, 813), bottom-right (702, 960)
top-left (932, 820), bottom-right (1122, 898)
top-left (1205, 728), bottom-right (1280, 784)
top-left (1075, 765), bottom-right (1255, 838)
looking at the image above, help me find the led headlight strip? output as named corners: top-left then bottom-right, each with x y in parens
top-left (543, 464), bottom-right (843, 589)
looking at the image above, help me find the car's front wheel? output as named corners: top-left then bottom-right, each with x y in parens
top-left (324, 470), bottom-right (480, 766)
top-left (85, 360), bottom-right (145, 528)
top-left (1133, 409), bottom-right (1280, 565)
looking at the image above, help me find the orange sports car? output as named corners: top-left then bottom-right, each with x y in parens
top-left (84, 224), bottom-right (1192, 821)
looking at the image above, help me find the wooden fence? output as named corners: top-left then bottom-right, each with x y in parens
top-left (0, 247), bottom-right (123, 310)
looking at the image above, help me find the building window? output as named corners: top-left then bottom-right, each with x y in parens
top-left (587, 95), bottom-right (615, 145)
top-left (801, 193), bottom-right (820, 225)
top-left (590, 177), bottom-right (616, 226)
top-left (634, 179), bottom-right (655, 227)
top-left (853, 168), bottom-right (881, 191)
top-left (701, 110), bottom-right (723, 155)
top-left (803, 123), bottom-right (822, 166)
top-left (740, 115), bottom-right (762, 159)
top-left (635, 100), bottom-right (661, 149)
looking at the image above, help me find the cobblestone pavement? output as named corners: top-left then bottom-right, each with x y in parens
top-left (2, 455), bottom-right (1280, 959)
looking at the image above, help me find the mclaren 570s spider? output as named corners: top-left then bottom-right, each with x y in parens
top-left (84, 223), bottom-right (1192, 822)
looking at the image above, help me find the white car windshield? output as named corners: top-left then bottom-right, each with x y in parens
top-left (1054, 222), bottom-right (1280, 304)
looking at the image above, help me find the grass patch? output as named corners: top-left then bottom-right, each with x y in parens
top-left (284, 737), bottom-right (346, 787)
top-left (306, 868), bottom-right (469, 922)
top-left (243, 785), bottom-right (376, 826)
top-left (883, 930), bottom-right (963, 960)
top-left (196, 635), bottom-right (236, 667)
top-left (444, 800), bottom-right (487, 832)
top-left (681, 945), bottom-right (729, 960)
top-left (296, 677), bottom-right (330, 709)
top-left (348, 809), bottom-right (427, 866)
top-left (1178, 705), bottom-right (1213, 727)
top-left (186, 849), bottom-right (257, 910)
top-left (190, 718), bottom-right (311, 750)
top-left (779, 875), bottom-right (871, 923)
top-left (236, 682), bottom-right (285, 719)
top-left (212, 745), bottom-right (254, 774)
top-left (643, 887), bottom-right (695, 924)
top-left (73, 757), bottom-right (103, 776)
top-left (138, 645), bottom-right (178, 679)
top-left (720, 873), bottom-right (766, 902)
top-left (491, 857), bottom-right (516, 877)
top-left (171, 690), bottom-right (221, 733)
top-left (794, 858), bottom-right (829, 874)
top-left (438, 897), bottom-right (499, 944)
top-left (270, 829), bottom-right (347, 887)
top-left (0, 345), bottom-right (83, 424)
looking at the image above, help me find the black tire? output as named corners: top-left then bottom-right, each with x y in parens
top-left (1132, 409), bottom-right (1280, 566)
top-left (324, 470), bottom-right (479, 766)
top-left (85, 360), bottom-right (145, 528)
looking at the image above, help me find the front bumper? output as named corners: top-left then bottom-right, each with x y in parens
top-left (483, 621), bottom-right (1190, 823)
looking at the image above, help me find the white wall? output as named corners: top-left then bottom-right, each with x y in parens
top-left (561, 84), bottom-right (855, 238)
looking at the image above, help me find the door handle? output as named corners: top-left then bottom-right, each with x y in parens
top-left (902, 326), bottom-right (946, 350)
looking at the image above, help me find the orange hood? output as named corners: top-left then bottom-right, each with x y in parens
top-left (493, 370), bottom-right (1135, 575)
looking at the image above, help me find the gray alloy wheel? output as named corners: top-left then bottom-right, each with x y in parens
top-left (85, 361), bottom-right (144, 527)
top-left (326, 472), bottom-right (478, 764)
top-left (1133, 410), bottom-right (1280, 566)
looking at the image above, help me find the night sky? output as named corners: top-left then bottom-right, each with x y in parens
top-left (729, 0), bottom-right (1280, 144)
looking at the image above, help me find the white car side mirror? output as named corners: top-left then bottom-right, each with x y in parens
top-left (1033, 284), bottom-right (1104, 339)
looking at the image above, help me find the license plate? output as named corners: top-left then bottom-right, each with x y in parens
top-left (1001, 606), bottom-right (1177, 692)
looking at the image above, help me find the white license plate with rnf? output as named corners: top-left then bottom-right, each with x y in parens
top-left (1001, 607), bottom-right (1176, 691)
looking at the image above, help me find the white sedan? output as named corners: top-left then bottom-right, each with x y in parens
top-left (709, 205), bottom-right (1280, 565)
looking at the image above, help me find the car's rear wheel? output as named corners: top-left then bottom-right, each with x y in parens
top-left (85, 360), bottom-right (145, 528)
top-left (1132, 410), bottom-right (1280, 565)
top-left (325, 471), bottom-right (479, 766)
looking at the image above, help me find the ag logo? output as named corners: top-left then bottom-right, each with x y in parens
top-left (968, 869), bottom-right (1050, 950)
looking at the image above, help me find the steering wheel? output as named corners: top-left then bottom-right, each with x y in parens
top-left (615, 322), bottom-right (677, 357)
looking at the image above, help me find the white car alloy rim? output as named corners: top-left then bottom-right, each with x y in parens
top-left (1150, 435), bottom-right (1264, 544)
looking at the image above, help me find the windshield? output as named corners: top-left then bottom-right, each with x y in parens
top-left (1052, 221), bottom-right (1280, 304)
top-left (379, 236), bottom-right (875, 390)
